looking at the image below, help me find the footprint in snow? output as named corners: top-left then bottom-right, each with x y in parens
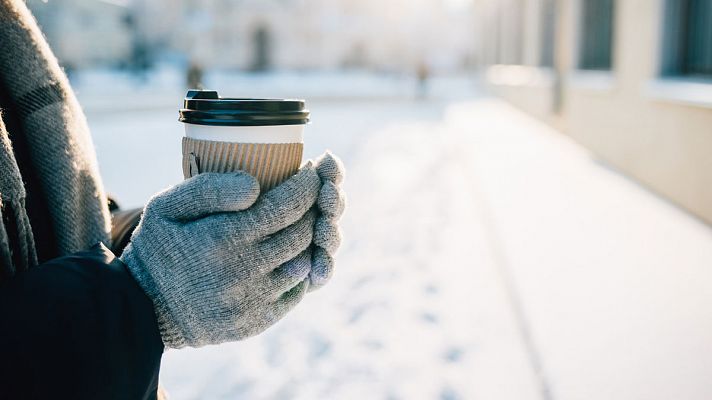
top-left (360, 339), bottom-right (385, 351)
top-left (443, 346), bottom-right (465, 363)
top-left (350, 275), bottom-right (374, 291)
top-left (308, 334), bottom-right (332, 362)
top-left (440, 386), bottom-right (461, 400)
top-left (420, 311), bottom-right (439, 324)
top-left (423, 283), bottom-right (439, 295)
top-left (348, 301), bottom-right (389, 325)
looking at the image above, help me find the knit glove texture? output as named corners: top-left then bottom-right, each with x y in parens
top-left (310, 152), bottom-right (346, 290)
top-left (121, 162), bottom-right (323, 349)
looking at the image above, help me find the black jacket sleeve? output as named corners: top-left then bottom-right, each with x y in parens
top-left (0, 243), bottom-right (164, 400)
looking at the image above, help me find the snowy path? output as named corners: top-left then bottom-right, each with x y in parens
top-left (85, 91), bottom-right (712, 399)
top-left (444, 101), bottom-right (712, 400)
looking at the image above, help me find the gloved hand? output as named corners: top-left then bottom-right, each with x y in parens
top-left (310, 152), bottom-right (346, 290)
top-left (121, 162), bottom-right (323, 349)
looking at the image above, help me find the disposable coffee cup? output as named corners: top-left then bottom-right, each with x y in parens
top-left (179, 90), bottom-right (309, 191)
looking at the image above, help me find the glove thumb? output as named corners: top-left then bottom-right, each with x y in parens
top-left (146, 172), bottom-right (260, 221)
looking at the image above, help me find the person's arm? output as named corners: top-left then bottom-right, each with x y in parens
top-left (0, 243), bottom-right (163, 400)
top-left (0, 152), bottom-right (343, 399)
top-left (110, 206), bottom-right (143, 257)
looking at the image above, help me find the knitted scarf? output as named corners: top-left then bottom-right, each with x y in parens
top-left (0, 0), bottom-right (111, 281)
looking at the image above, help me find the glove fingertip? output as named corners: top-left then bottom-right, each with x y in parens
top-left (317, 181), bottom-right (346, 220)
top-left (225, 171), bottom-right (261, 204)
top-left (228, 170), bottom-right (260, 187)
top-left (288, 163), bottom-right (321, 200)
top-left (314, 217), bottom-right (341, 254)
top-left (316, 152), bottom-right (344, 185)
top-left (309, 247), bottom-right (334, 291)
top-left (270, 249), bottom-right (311, 291)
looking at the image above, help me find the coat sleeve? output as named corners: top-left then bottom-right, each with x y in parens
top-left (0, 242), bottom-right (164, 400)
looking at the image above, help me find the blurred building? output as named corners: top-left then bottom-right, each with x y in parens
top-left (27, 0), bottom-right (133, 70)
top-left (137, 0), bottom-right (475, 72)
top-left (477, 0), bottom-right (712, 224)
top-left (27, 0), bottom-right (476, 74)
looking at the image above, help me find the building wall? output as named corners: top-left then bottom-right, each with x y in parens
top-left (27, 0), bottom-right (132, 69)
top-left (134, 0), bottom-right (476, 72)
top-left (480, 0), bottom-right (712, 224)
top-left (26, 0), bottom-right (476, 73)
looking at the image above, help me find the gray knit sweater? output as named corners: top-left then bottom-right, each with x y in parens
top-left (0, 0), bottom-right (111, 279)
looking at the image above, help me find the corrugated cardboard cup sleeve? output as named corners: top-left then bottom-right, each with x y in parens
top-left (182, 137), bottom-right (304, 192)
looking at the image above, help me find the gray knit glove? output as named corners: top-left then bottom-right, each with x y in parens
top-left (310, 152), bottom-right (346, 290)
top-left (121, 162), bottom-right (327, 349)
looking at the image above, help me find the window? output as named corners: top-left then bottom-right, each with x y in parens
top-left (540, 0), bottom-right (556, 68)
top-left (662, 0), bottom-right (712, 78)
top-left (578, 0), bottom-right (615, 70)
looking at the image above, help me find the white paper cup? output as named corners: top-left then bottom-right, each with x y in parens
top-left (179, 90), bottom-right (309, 191)
top-left (184, 124), bottom-right (305, 144)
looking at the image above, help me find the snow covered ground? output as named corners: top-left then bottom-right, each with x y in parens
top-left (80, 71), bottom-right (712, 400)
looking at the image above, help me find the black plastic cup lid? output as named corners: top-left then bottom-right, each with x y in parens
top-left (179, 90), bottom-right (310, 126)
